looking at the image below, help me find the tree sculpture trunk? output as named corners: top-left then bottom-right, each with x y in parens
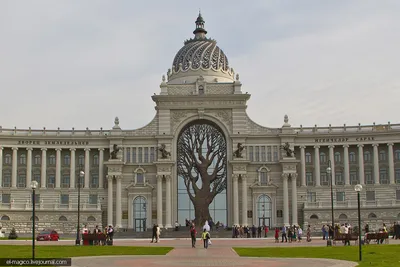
top-left (177, 120), bottom-right (227, 227)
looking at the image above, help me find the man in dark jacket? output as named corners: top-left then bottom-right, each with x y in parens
top-left (151, 224), bottom-right (157, 243)
top-left (190, 224), bottom-right (197, 248)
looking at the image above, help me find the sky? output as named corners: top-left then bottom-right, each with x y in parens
top-left (1, 0), bottom-right (399, 130)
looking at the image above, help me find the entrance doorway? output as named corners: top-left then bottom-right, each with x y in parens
top-left (258, 217), bottom-right (270, 228)
top-left (135, 218), bottom-right (146, 232)
top-left (257, 194), bottom-right (272, 228)
top-left (133, 196), bottom-right (147, 232)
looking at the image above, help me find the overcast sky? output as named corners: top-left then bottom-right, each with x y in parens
top-left (1, 0), bottom-right (399, 130)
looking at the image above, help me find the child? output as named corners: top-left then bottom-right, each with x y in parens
top-left (274, 227), bottom-right (280, 243)
top-left (201, 229), bottom-right (210, 249)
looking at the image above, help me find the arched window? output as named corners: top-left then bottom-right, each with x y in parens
top-left (34, 155), bottom-right (41, 165)
top-left (395, 150), bottom-right (400, 161)
top-left (0, 215), bottom-right (10, 220)
top-left (64, 155), bottom-right (70, 166)
top-left (379, 150), bottom-right (386, 161)
top-left (334, 152), bottom-right (341, 163)
top-left (257, 194), bottom-right (272, 227)
top-left (134, 167), bottom-right (146, 185)
top-left (368, 213), bottom-right (377, 219)
top-left (93, 155), bottom-right (99, 166)
top-left (349, 152), bottom-right (356, 163)
top-left (30, 216), bottom-right (39, 221)
top-left (339, 214), bottom-right (348, 220)
top-left (87, 216), bottom-right (96, 222)
top-left (78, 154), bottom-right (85, 166)
top-left (59, 216), bottom-right (67, 221)
top-left (4, 154), bottom-right (11, 165)
top-left (49, 155), bottom-right (56, 165)
top-left (133, 196), bottom-right (147, 232)
top-left (310, 214), bottom-right (319, 220)
top-left (305, 152), bottom-right (312, 163)
top-left (364, 151), bottom-right (371, 162)
top-left (320, 152), bottom-right (326, 163)
top-left (19, 154), bottom-right (26, 165)
top-left (258, 166), bottom-right (270, 186)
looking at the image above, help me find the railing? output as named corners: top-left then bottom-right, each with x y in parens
top-left (304, 199), bottom-right (400, 209)
top-left (293, 122), bottom-right (400, 134)
top-left (0, 127), bottom-right (109, 136)
top-left (0, 202), bottom-right (101, 211)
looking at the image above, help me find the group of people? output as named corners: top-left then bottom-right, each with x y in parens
top-left (189, 221), bottom-right (212, 249)
top-left (231, 225), bottom-right (269, 238)
top-left (275, 225), bottom-right (309, 243)
top-left (81, 224), bottom-right (114, 245)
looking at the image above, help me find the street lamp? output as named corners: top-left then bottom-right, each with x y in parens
top-left (326, 160), bottom-right (334, 246)
top-left (75, 169), bottom-right (84, 245)
top-left (355, 184), bottom-right (363, 262)
top-left (30, 180), bottom-right (38, 260)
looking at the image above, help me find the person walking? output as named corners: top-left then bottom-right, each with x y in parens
top-left (202, 229), bottom-right (211, 249)
top-left (151, 224), bottom-right (157, 243)
top-left (156, 224), bottom-right (161, 243)
top-left (190, 224), bottom-right (197, 248)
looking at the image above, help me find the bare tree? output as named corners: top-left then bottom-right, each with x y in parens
top-left (177, 121), bottom-right (227, 226)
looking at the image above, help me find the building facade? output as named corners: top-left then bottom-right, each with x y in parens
top-left (1, 14), bottom-right (400, 234)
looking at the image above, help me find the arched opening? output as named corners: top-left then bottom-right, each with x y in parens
top-left (30, 216), bottom-right (39, 221)
top-left (368, 213), bottom-right (377, 219)
top-left (87, 216), bottom-right (96, 222)
top-left (59, 216), bottom-right (67, 221)
top-left (257, 194), bottom-right (272, 228)
top-left (133, 196), bottom-right (147, 232)
top-left (177, 120), bottom-right (227, 226)
top-left (310, 214), bottom-right (319, 220)
top-left (1, 215), bottom-right (10, 221)
top-left (339, 214), bottom-right (348, 222)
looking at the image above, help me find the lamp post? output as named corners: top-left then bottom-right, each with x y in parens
top-left (355, 184), bottom-right (363, 262)
top-left (75, 169), bottom-right (84, 245)
top-left (30, 180), bottom-right (38, 260)
top-left (326, 160), bottom-right (334, 246)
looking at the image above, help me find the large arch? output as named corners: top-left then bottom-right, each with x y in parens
top-left (176, 118), bottom-right (228, 226)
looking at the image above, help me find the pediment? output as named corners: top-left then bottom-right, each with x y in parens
top-left (126, 181), bottom-right (154, 191)
top-left (249, 181), bottom-right (279, 189)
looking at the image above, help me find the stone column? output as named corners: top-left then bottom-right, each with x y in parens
top-left (372, 144), bottom-right (379, 184)
top-left (70, 149), bottom-right (76, 189)
top-left (357, 145), bottom-right (364, 184)
top-left (26, 148), bottom-right (33, 188)
top-left (241, 174), bottom-right (248, 226)
top-left (107, 175), bottom-right (113, 226)
top-left (165, 175), bottom-right (172, 228)
top-left (11, 147), bottom-right (18, 188)
top-left (300, 146), bottom-right (306, 186)
top-left (291, 174), bottom-right (298, 226)
top-left (41, 148), bottom-right (47, 188)
top-left (314, 146), bottom-right (320, 186)
top-left (84, 148), bottom-right (90, 188)
top-left (0, 147), bottom-right (3, 187)
top-left (99, 148), bottom-right (104, 188)
top-left (343, 145), bottom-right (350, 185)
top-left (282, 173), bottom-right (289, 226)
top-left (156, 175), bottom-right (163, 227)
top-left (388, 143), bottom-right (395, 184)
top-left (115, 175), bottom-right (122, 228)
top-left (232, 174), bottom-right (239, 226)
top-left (55, 148), bottom-right (62, 188)
top-left (328, 145), bottom-right (335, 186)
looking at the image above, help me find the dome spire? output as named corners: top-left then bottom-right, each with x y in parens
top-left (193, 11), bottom-right (207, 39)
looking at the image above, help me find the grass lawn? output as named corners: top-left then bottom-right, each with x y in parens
top-left (234, 245), bottom-right (400, 267)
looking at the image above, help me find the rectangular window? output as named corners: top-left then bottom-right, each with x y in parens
top-left (261, 146), bottom-right (266, 162)
top-left (379, 151), bottom-right (386, 161)
top-left (307, 192), bottom-right (316, 202)
top-left (61, 175), bottom-right (70, 188)
top-left (335, 172), bottom-right (343, 185)
top-left (366, 191), bottom-right (375, 201)
top-left (306, 172), bottom-right (314, 186)
top-left (365, 171), bottom-right (374, 184)
top-left (334, 152), bottom-right (341, 163)
top-left (47, 175), bottom-right (55, 188)
top-left (2, 173), bottom-right (11, 187)
top-left (150, 147), bottom-right (155, 162)
top-left (320, 173), bottom-right (329, 186)
top-left (336, 191), bottom-right (345, 202)
top-left (350, 171), bottom-right (358, 185)
top-left (248, 146), bottom-right (254, 161)
top-left (144, 147), bottom-right (149, 163)
top-left (349, 152), bottom-right (356, 163)
top-left (17, 174), bottom-right (26, 188)
top-left (126, 148), bottom-right (131, 163)
top-left (396, 190), bottom-right (400, 200)
top-left (254, 146), bottom-right (260, 162)
top-left (33, 173), bottom-right (41, 187)
top-left (34, 155), bottom-right (41, 165)
top-left (49, 155), bottom-right (56, 165)
top-left (260, 172), bottom-right (267, 185)
top-left (64, 155), bottom-right (70, 166)
top-left (396, 169), bottom-right (400, 184)
top-left (132, 148), bottom-right (136, 163)
top-left (305, 153), bottom-right (312, 163)
top-left (138, 147), bottom-right (143, 163)
top-left (89, 194), bottom-right (98, 205)
top-left (91, 174), bottom-right (99, 188)
top-left (136, 173), bottom-right (144, 184)
top-left (1, 193), bottom-right (11, 203)
top-left (379, 169), bottom-right (389, 184)
top-left (273, 146), bottom-right (278, 161)
top-left (267, 146), bottom-right (272, 162)
top-left (60, 194), bottom-right (69, 205)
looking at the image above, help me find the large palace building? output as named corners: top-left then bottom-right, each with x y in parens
top-left (1, 14), bottom-right (399, 234)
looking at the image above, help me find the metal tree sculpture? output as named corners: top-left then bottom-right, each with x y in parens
top-left (177, 121), bottom-right (227, 226)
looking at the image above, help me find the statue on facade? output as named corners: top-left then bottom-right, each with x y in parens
top-left (110, 144), bottom-right (121, 159)
top-left (281, 142), bottom-right (295, 157)
top-left (158, 144), bottom-right (171, 159)
top-left (233, 143), bottom-right (245, 158)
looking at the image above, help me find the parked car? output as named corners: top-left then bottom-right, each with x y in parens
top-left (36, 230), bottom-right (59, 241)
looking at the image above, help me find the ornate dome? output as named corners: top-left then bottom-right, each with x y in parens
top-left (167, 13), bottom-right (234, 83)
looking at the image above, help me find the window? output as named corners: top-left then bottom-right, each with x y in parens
top-left (248, 146), bottom-right (254, 161)
top-left (198, 85), bottom-right (204, 95)
top-left (49, 154), bottom-right (56, 165)
top-left (33, 194), bottom-right (40, 206)
top-left (364, 151), bottom-right (371, 162)
top-left (89, 194), bottom-right (98, 205)
top-left (379, 150), bottom-right (386, 161)
top-left (320, 152), bottom-right (326, 163)
top-left (254, 146), bottom-right (260, 162)
top-left (335, 172), bottom-right (343, 185)
top-left (19, 154), bottom-right (26, 165)
top-left (261, 146), bottom-right (266, 162)
top-left (350, 171), bottom-right (358, 185)
top-left (366, 191), bottom-right (375, 201)
top-left (76, 170), bottom-right (84, 188)
top-left (396, 190), bottom-right (400, 201)
top-left (306, 172), bottom-right (313, 186)
top-left (305, 152), bottom-right (312, 163)
top-left (321, 172), bottom-right (329, 186)
top-left (93, 154), bottom-right (99, 165)
top-left (17, 173), bottom-right (26, 188)
top-left (349, 152), bottom-right (356, 163)
top-left (125, 148), bottom-right (130, 163)
top-left (2, 171), bottom-right (11, 187)
top-left (365, 171), bottom-right (374, 184)
top-left (61, 175), bottom-right (70, 188)
top-left (136, 172), bottom-right (144, 184)
top-left (334, 152), bottom-right (341, 163)
top-left (379, 169), bottom-right (388, 184)
top-left (396, 169), bottom-right (400, 184)
top-left (273, 146), bottom-right (278, 161)
top-left (1, 193), bottom-right (11, 203)
top-left (150, 147), bottom-right (155, 162)
top-left (307, 192), bottom-right (316, 202)
top-left (78, 154), bottom-right (84, 166)
top-left (34, 155), bottom-right (41, 165)
top-left (60, 194), bottom-right (69, 205)
top-left (336, 191), bottom-right (345, 202)
top-left (260, 171), bottom-right (268, 186)
top-left (47, 174), bottom-right (55, 188)
top-left (132, 148), bottom-right (136, 163)
top-left (33, 171), bottom-right (41, 187)
top-left (395, 150), bottom-right (400, 160)
top-left (4, 154), bottom-right (11, 165)
top-left (144, 147), bottom-right (149, 163)
top-left (138, 147), bottom-right (143, 163)
top-left (64, 155), bottom-right (70, 166)
top-left (267, 147), bottom-right (272, 162)
top-left (91, 174), bottom-right (99, 188)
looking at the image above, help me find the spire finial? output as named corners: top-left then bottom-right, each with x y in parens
top-left (193, 11), bottom-right (207, 39)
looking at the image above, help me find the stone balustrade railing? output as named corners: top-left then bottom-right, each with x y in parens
top-left (0, 203), bottom-right (101, 211)
top-left (293, 122), bottom-right (400, 134)
top-left (304, 199), bottom-right (400, 209)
